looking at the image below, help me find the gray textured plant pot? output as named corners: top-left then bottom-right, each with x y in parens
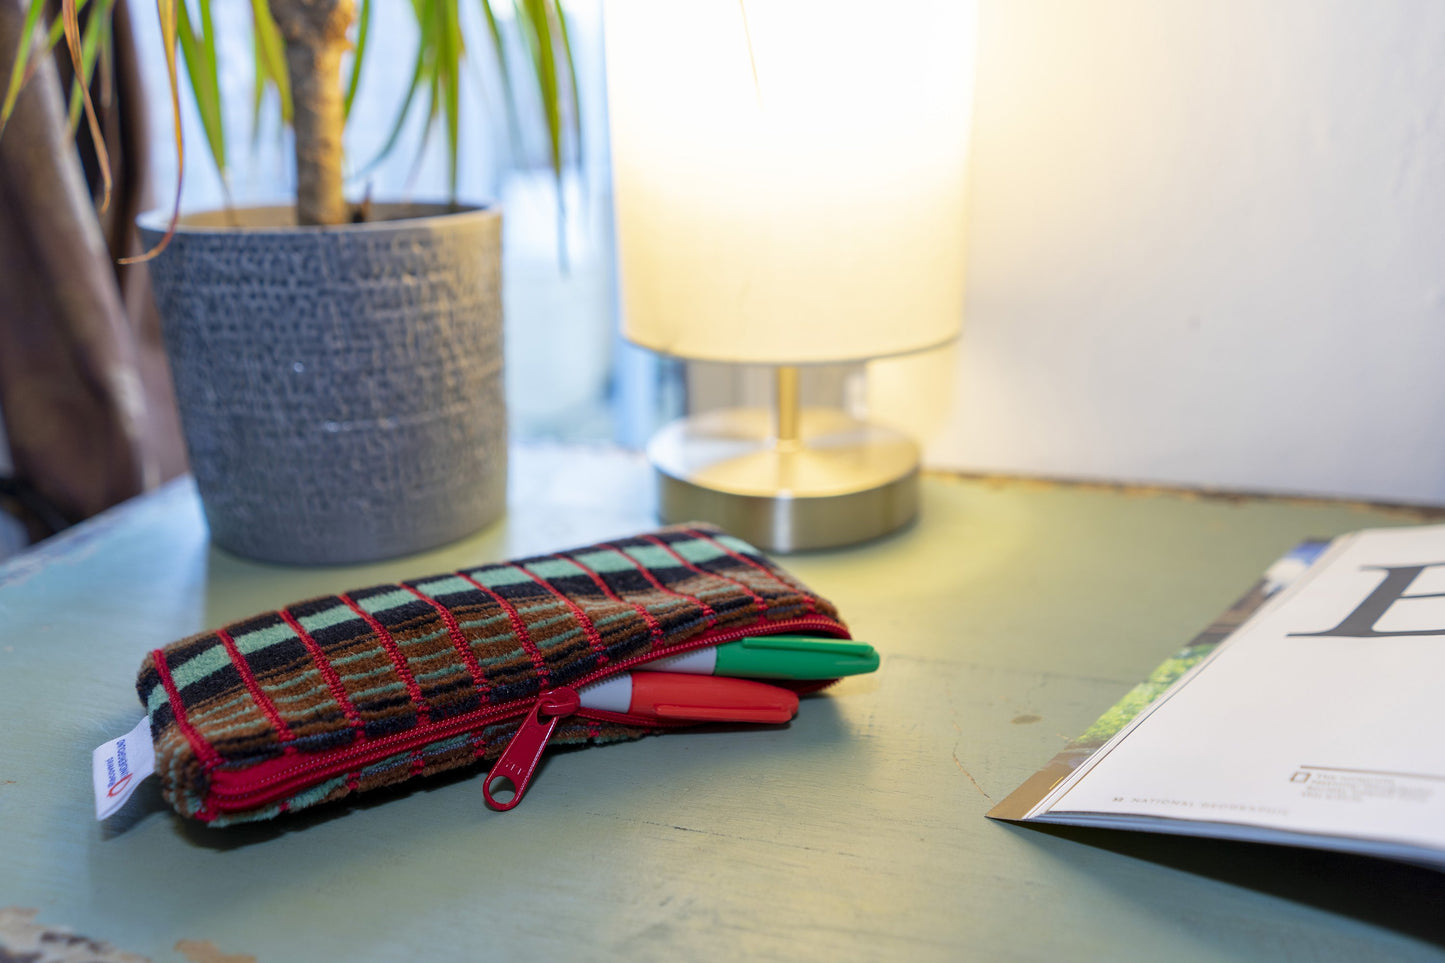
top-left (139, 203), bottom-right (506, 565)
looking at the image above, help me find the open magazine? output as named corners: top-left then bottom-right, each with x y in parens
top-left (989, 524), bottom-right (1445, 871)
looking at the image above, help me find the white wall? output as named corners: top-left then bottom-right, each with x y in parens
top-left (923, 0), bottom-right (1445, 503)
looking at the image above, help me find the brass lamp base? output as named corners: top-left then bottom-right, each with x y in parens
top-left (648, 407), bottom-right (919, 553)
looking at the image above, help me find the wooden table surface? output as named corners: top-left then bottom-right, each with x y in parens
top-left (3, 445), bottom-right (1443, 961)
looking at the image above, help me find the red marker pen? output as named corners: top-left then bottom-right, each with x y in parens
top-left (579, 671), bottom-right (798, 724)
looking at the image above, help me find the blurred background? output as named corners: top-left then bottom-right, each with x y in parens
top-left (6, 0), bottom-right (1445, 556)
top-left (134, 0), bottom-right (1445, 503)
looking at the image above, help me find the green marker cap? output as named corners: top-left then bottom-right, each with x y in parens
top-left (713, 635), bottom-right (880, 680)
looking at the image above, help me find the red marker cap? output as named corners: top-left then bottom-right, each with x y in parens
top-left (628, 672), bottom-right (798, 724)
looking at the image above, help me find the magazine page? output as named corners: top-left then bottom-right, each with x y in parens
top-left (1027, 524), bottom-right (1445, 859)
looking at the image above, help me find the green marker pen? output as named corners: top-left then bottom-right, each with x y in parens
top-left (637, 635), bottom-right (879, 680)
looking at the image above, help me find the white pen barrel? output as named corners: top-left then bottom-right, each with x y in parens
top-left (578, 675), bottom-right (634, 714)
top-left (637, 647), bottom-right (718, 675)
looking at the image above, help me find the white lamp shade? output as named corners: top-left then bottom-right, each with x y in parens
top-left (604, 0), bottom-right (977, 364)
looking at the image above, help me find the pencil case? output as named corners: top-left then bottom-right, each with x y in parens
top-left (136, 524), bottom-right (849, 825)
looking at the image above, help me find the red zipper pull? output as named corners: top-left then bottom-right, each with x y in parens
top-left (483, 687), bottom-right (580, 811)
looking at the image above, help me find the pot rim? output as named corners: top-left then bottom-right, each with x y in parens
top-left (137, 201), bottom-right (498, 236)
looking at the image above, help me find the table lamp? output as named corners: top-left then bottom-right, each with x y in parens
top-left (604, 0), bottom-right (976, 551)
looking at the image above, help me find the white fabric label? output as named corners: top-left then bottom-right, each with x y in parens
top-left (92, 716), bottom-right (155, 820)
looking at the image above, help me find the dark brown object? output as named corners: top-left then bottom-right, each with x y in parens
top-left (0, 0), bottom-right (184, 541)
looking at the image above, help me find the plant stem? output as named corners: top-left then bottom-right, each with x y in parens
top-left (267, 0), bottom-right (352, 226)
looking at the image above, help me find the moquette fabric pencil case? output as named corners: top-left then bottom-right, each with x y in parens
top-left (136, 524), bottom-right (849, 826)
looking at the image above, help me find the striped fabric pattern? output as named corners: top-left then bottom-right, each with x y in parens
top-left (137, 524), bottom-right (839, 824)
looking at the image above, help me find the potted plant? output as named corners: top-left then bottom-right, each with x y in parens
top-left (3, 0), bottom-right (577, 564)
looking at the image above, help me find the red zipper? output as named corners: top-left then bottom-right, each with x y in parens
top-left (202, 613), bottom-right (848, 817)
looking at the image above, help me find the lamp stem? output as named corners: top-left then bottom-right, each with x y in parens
top-left (776, 365), bottom-right (801, 451)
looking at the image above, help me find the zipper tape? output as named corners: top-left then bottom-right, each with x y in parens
top-left (200, 614), bottom-right (850, 816)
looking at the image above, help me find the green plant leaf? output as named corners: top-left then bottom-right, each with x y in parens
top-left (123, 0), bottom-right (183, 263)
top-left (551, 0), bottom-right (581, 172)
top-left (1, 0), bottom-right (51, 136)
top-left (514, 0), bottom-right (574, 265)
top-left (439, 0), bottom-right (462, 200)
top-left (406, 44), bottom-right (441, 192)
top-left (343, 0), bottom-right (371, 122)
top-left (249, 24), bottom-right (263, 142)
top-left (514, 0), bottom-right (564, 181)
top-left (249, 0), bottom-right (289, 147)
top-left (96, 10), bottom-right (112, 109)
top-left (22, 0), bottom-right (91, 91)
top-left (477, 0), bottom-right (523, 160)
top-left (173, 0), bottom-right (226, 187)
top-left (60, 0), bottom-right (110, 212)
top-left (6, 0), bottom-right (582, 254)
top-left (64, 0), bottom-right (107, 132)
top-left (197, 0), bottom-right (225, 172)
top-left (358, 2), bottom-right (434, 176)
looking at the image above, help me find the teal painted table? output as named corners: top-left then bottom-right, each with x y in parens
top-left (3, 446), bottom-right (1443, 961)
